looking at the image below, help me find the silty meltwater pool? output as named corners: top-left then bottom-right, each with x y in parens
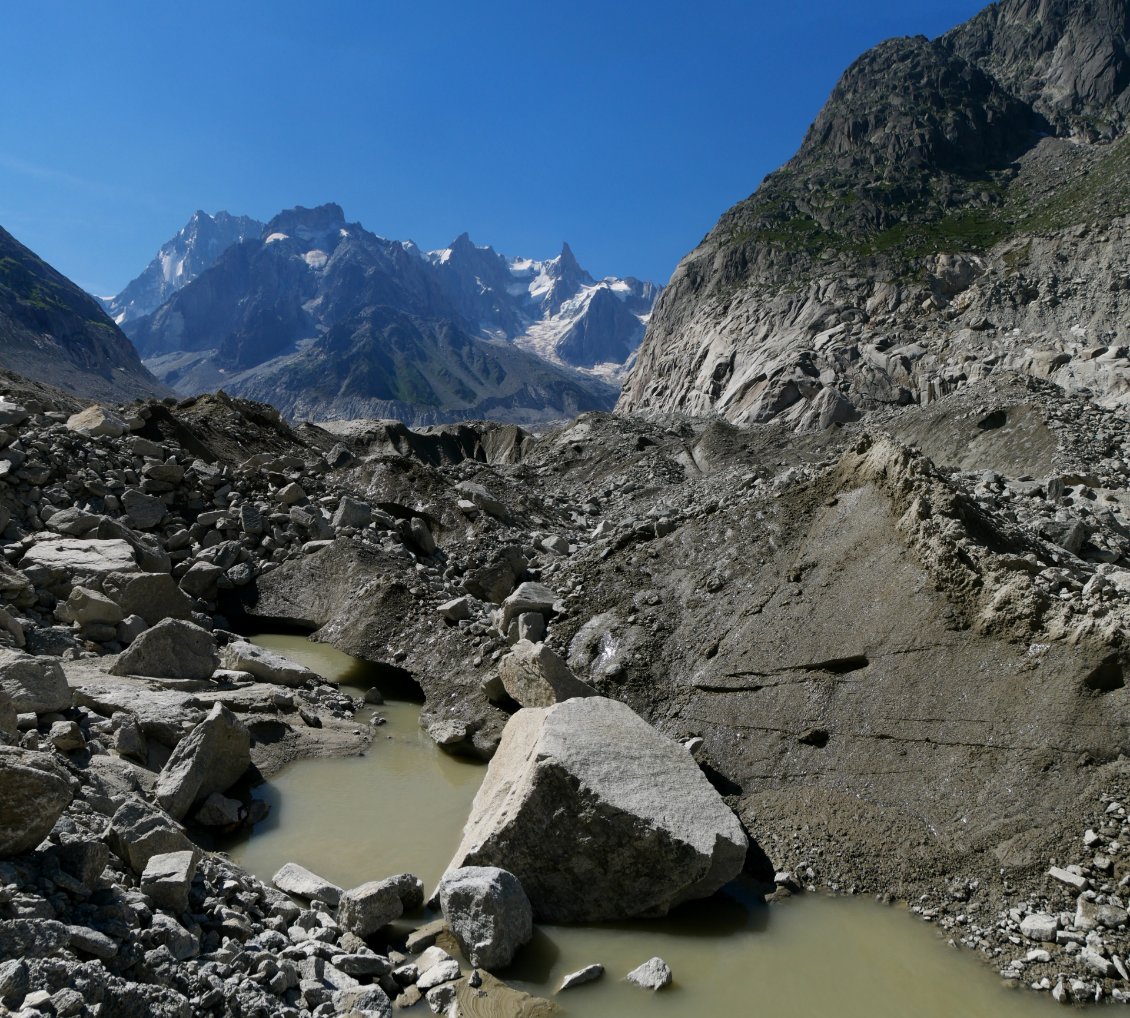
top-left (227, 635), bottom-right (1058, 1017)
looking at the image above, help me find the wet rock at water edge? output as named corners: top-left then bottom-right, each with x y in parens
top-left (558, 963), bottom-right (604, 991)
top-left (154, 702), bottom-right (251, 819)
top-left (273, 861), bottom-right (344, 906)
top-left (626, 956), bottom-right (672, 991)
top-left (445, 696), bottom-right (748, 922)
top-left (110, 618), bottom-right (219, 681)
top-left (438, 865), bottom-right (534, 970)
top-left (219, 640), bottom-right (320, 687)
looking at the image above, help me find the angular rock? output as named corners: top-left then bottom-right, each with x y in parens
top-left (106, 799), bottom-right (195, 873)
top-left (438, 596), bottom-right (474, 623)
top-left (626, 956), bottom-right (672, 990)
top-left (102, 571), bottom-right (194, 626)
top-left (0, 747), bottom-right (72, 856)
top-left (559, 963), bottom-right (604, 991)
top-left (219, 641), bottom-right (319, 687)
top-left (332, 497), bottom-right (372, 529)
top-left (194, 792), bottom-right (246, 827)
top-left (445, 697), bottom-right (748, 921)
top-left (273, 862), bottom-right (343, 906)
top-left (154, 702), bottom-right (251, 819)
top-left (500, 582), bottom-right (558, 632)
top-left (0, 649), bottom-right (70, 713)
top-left (122, 488), bottom-right (166, 529)
top-left (498, 641), bottom-right (598, 708)
top-left (59, 586), bottom-right (123, 627)
top-left (438, 866), bottom-right (533, 970)
top-left (338, 877), bottom-right (404, 937)
top-left (178, 561), bottom-right (225, 598)
top-left (140, 849), bottom-right (200, 912)
top-left (66, 406), bottom-right (128, 438)
top-left (1020, 912), bottom-right (1059, 942)
top-left (110, 618), bottom-right (219, 680)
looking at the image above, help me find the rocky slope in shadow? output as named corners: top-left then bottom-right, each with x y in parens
top-left (619, 0), bottom-right (1130, 426)
top-left (0, 227), bottom-right (168, 404)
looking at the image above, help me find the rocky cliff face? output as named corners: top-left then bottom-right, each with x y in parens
top-left (0, 226), bottom-right (167, 403)
top-left (100, 210), bottom-right (262, 325)
top-left (619, 0), bottom-right (1130, 425)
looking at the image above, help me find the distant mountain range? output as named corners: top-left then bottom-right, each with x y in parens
top-left (102, 205), bottom-right (660, 425)
top-left (0, 225), bottom-right (166, 403)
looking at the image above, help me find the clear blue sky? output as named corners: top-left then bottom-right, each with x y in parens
top-left (1, 1), bottom-right (987, 296)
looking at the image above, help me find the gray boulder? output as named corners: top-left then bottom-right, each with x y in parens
top-left (218, 641), bottom-right (319, 687)
top-left (0, 747), bottom-right (72, 856)
top-left (59, 586), bottom-right (123, 627)
top-left (445, 697), bottom-right (748, 922)
top-left (110, 618), bottom-right (219, 680)
top-left (106, 799), bottom-right (195, 873)
top-left (122, 488), bottom-right (166, 529)
top-left (273, 862), bottom-right (343, 906)
top-left (102, 572), bottom-right (194, 626)
top-left (627, 956), bottom-right (672, 990)
top-left (178, 561), bottom-right (224, 598)
top-left (140, 850), bottom-right (200, 912)
top-left (499, 581), bottom-right (558, 632)
top-left (337, 872), bottom-right (423, 938)
top-left (332, 497), bottom-right (372, 529)
top-left (498, 641), bottom-right (598, 708)
top-left (438, 866), bottom-right (533, 970)
top-left (19, 538), bottom-right (137, 586)
top-left (0, 649), bottom-right (70, 714)
top-left (66, 406), bottom-right (128, 438)
top-left (154, 703), bottom-right (251, 819)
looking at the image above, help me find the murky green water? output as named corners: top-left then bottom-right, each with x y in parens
top-left (229, 635), bottom-right (1057, 1017)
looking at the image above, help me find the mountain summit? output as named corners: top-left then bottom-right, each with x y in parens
top-left (101, 210), bottom-right (262, 325)
top-left (111, 207), bottom-right (659, 424)
top-left (619, 0), bottom-right (1130, 426)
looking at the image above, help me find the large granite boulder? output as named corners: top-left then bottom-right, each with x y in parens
top-left (438, 866), bottom-right (533, 970)
top-left (154, 703), bottom-right (251, 820)
top-left (445, 697), bottom-right (748, 922)
top-left (110, 619), bottom-right (219, 681)
top-left (0, 649), bottom-right (70, 714)
top-left (498, 641), bottom-right (597, 708)
top-left (0, 747), bottom-right (73, 856)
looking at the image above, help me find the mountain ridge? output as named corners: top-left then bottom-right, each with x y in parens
top-left (619, 0), bottom-right (1130, 426)
top-left (114, 205), bottom-right (656, 424)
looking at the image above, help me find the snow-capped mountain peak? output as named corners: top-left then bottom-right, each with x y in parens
top-left (101, 210), bottom-right (263, 324)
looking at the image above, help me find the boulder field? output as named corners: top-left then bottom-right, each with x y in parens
top-left (1, 365), bottom-right (1130, 1007)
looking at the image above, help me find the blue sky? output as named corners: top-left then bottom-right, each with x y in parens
top-left (2, 1), bottom-right (987, 296)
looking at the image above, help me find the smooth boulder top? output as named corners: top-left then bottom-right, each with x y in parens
top-left (19, 538), bottom-right (138, 578)
top-left (219, 641), bottom-right (320, 687)
top-left (445, 696), bottom-right (748, 923)
top-left (0, 648), bottom-right (71, 714)
top-left (110, 618), bottom-right (219, 681)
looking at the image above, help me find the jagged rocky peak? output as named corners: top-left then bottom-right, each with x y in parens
top-left (102, 209), bottom-right (262, 325)
top-left (944, 0), bottom-right (1130, 139)
top-left (264, 203), bottom-right (348, 244)
top-left (619, 0), bottom-right (1130, 426)
top-left (796, 35), bottom-right (1041, 178)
